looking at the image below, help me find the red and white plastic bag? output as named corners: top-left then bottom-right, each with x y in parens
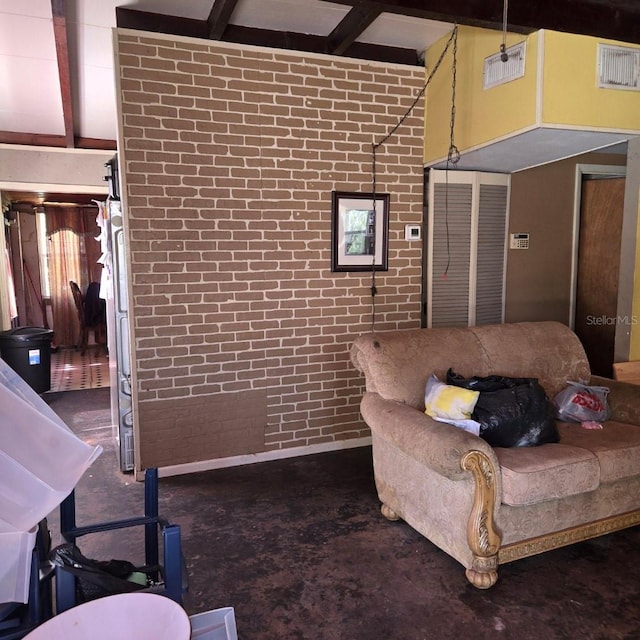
top-left (553, 381), bottom-right (611, 423)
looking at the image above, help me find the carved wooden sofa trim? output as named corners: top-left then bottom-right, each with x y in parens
top-left (461, 450), bottom-right (501, 589)
top-left (498, 509), bottom-right (640, 565)
top-left (461, 450), bottom-right (640, 588)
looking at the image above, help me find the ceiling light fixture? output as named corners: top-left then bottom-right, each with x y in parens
top-left (500, 0), bottom-right (509, 62)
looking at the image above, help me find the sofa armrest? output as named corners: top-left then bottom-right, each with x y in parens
top-left (360, 391), bottom-right (500, 481)
top-left (590, 375), bottom-right (640, 425)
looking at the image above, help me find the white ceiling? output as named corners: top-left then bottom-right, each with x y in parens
top-left (0, 1), bottom-right (635, 176)
top-left (0, 0), bottom-right (453, 143)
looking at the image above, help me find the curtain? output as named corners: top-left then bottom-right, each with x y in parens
top-left (46, 206), bottom-right (102, 348)
top-left (3, 244), bottom-right (18, 324)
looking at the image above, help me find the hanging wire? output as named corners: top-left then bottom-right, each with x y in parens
top-left (369, 25), bottom-right (459, 330)
top-left (443, 26), bottom-right (460, 278)
top-left (500, 0), bottom-right (509, 61)
top-left (370, 147), bottom-right (379, 332)
top-left (372, 26), bottom-right (459, 155)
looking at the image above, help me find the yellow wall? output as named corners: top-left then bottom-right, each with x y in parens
top-left (542, 32), bottom-right (640, 129)
top-left (424, 26), bottom-right (539, 165)
top-left (424, 28), bottom-right (640, 165)
top-left (424, 27), bottom-right (640, 361)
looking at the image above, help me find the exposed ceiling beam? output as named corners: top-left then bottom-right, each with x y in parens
top-left (207, 0), bottom-right (241, 40)
top-left (115, 0), bottom-right (640, 68)
top-left (116, 8), bottom-right (208, 39)
top-left (326, 0), bottom-right (519, 32)
top-left (0, 130), bottom-right (116, 150)
top-left (0, 131), bottom-right (70, 148)
top-left (222, 24), bottom-right (418, 63)
top-left (327, 1), bottom-right (383, 55)
top-left (74, 137), bottom-right (117, 151)
top-left (510, 0), bottom-right (640, 44)
top-left (116, 7), bottom-right (419, 65)
top-left (330, 0), bottom-right (640, 44)
top-left (51, 0), bottom-right (75, 148)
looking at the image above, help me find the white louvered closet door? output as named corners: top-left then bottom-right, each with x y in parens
top-left (427, 170), bottom-right (510, 328)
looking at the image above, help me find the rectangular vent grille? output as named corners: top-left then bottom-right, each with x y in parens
top-left (431, 183), bottom-right (472, 328)
top-left (475, 184), bottom-right (508, 325)
top-left (598, 44), bottom-right (640, 90)
top-left (122, 428), bottom-right (134, 471)
top-left (483, 42), bottom-right (526, 89)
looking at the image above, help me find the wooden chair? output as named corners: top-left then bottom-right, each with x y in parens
top-left (69, 281), bottom-right (106, 355)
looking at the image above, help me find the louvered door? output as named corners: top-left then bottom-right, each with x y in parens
top-left (426, 170), bottom-right (510, 328)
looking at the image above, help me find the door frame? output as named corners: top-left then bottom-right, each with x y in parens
top-left (0, 180), bottom-right (108, 331)
top-left (570, 163), bottom-right (632, 363)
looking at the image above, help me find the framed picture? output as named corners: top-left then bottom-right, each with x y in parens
top-left (331, 191), bottom-right (390, 272)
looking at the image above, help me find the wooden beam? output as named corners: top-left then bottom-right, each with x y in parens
top-left (224, 24), bottom-right (419, 64)
top-left (343, 40), bottom-right (419, 65)
top-left (326, 0), bottom-right (511, 32)
top-left (116, 8), bottom-right (420, 65)
top-left (509, 0), bottom-right (640, 44)
top-left (116, 7), bottom-right (208, 39)
top-left (222, 25), bottom-right (328, 54)
top-left (0, 130), bottom-right (116, 150)
top-left (116, 1), bottom-right (640, 58)
top-left (329, 0), bottom-right (640, 44)
top-left (74, 137), bottom-right (117, 151)
top-left (0, 131), bottom-right (67, 147)
top-left (327, 2), bottom-right (383, 55)
top-left (51, 0), bottom-right (75, 148)
top-left (207, 0), bottom-right (240, 40)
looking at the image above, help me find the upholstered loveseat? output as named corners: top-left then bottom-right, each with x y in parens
top-left (350, 321), bottom-right (640, 588)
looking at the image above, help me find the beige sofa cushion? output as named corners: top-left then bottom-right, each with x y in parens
top-left (495, 444), bottom-right (600, 506)
top-left (558, 421), bottom-right (640, 483)
top-left (350, 321), bottom-right (591, 411)
top-left (496, 421), bottom-right (640, 506)
top-left (471, 322), bottom-right (591, 399)
top-left (350, 327), bottom-right (489, 409)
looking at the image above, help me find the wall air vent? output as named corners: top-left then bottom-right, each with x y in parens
top-left (483, 42), bottom-right (526, 89)
top-left (598, 44), bottom-right (640, 91)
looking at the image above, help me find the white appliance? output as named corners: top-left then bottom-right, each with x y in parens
top-left (102, 156), bottom-right (134, 471)
top-left (106, 198), bottom-right (134, 471)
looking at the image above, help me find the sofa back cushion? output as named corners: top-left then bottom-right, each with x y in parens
top-left (350, 321), bottom-right (591, 410)
top-left (350, 326), bottom-right (489, 408)
top-left (471, 322), bottom-right (591, 399)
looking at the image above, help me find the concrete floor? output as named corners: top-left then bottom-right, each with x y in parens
top-left (45, 387), bottom-right (640, 640)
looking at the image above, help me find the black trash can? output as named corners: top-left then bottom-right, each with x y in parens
top-left (0, 327), bottom-right (55, 393)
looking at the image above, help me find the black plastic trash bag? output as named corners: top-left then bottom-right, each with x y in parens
top-left (446, 369), bottom-right (559, 447)
top-left (50, 543), bottom-right (148, 604)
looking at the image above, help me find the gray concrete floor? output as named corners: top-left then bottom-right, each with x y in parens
top-left (44, 388), bottom-right (640, 640)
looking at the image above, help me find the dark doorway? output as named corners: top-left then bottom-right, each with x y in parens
top-left (574, 175), bottom-right (625, 377)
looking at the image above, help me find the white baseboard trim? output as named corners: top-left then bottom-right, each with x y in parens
top-left (156, 436), bottom-right (373, 478)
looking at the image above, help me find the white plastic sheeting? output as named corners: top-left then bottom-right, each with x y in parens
top-left (0, 357), bottom-right (102, 603)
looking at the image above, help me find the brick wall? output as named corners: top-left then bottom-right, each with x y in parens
top-left (115, 30), bottom-right (425, 470)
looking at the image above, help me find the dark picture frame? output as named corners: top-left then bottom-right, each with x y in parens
top-left (331, 191), bottom-right (390, 272)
